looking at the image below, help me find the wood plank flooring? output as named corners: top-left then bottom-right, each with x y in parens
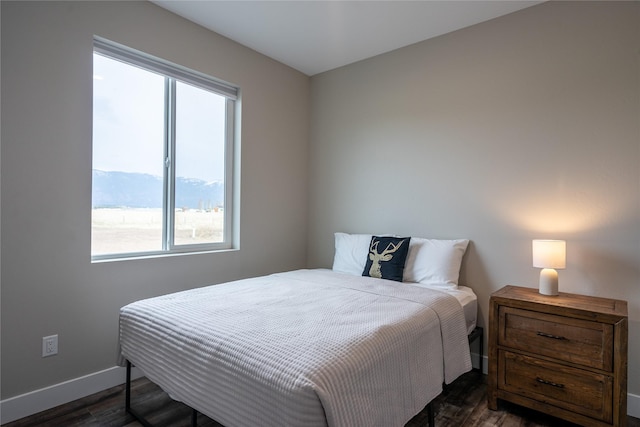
top-left (4, 371), bottom-right (639, 427)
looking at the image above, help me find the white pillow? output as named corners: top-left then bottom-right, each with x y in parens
top-left (332, 232), bottom-right (372, 276)
top-left (403, 238), bottom-right (469, 289)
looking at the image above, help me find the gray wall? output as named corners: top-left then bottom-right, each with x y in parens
top-left (1, 1), bottom-right (309, 398)
top-left (308, 1), bottom-right (640, 397)
top-left (2, 0), bottom-right (639, 412)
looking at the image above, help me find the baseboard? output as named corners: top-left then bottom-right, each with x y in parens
top-left (0, 365), bottom-right (142, 425)
top-left (629, 392), bottom-right (640, 419)
top-left (1, 363), bottom-right (638, 424)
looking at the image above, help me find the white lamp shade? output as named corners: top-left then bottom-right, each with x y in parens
top-left (532, 240), bottom-right (566, 269)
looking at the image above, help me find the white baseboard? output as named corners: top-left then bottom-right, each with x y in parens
top-left (0, 365), bottom-right (142, 425)
top-left (1, 363), bottom-right (638, 424)
top-left (629, 392), bottom-right (640, 419)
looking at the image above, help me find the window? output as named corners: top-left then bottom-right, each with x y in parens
top-left (92, 38), bottom-right (238, 260)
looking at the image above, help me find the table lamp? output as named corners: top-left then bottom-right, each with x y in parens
top-left (532, 239), bottom-right (566, 296)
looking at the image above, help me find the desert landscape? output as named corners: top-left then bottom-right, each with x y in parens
top-left (92, 207), bottom-right (224, 255)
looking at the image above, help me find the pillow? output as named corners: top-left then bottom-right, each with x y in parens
top-left (403, 238), bottom-right (469, 289)
top-left (332, 232), bottom-right (374, 276)
top-left (362, 236), bottom-right (411, 282)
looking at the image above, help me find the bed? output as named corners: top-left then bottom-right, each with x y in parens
top-left (118, 234), bottom-right (476, 427)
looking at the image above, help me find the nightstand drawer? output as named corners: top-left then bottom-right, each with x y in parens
top-left (499, 306), bottom-right (613, 371)
top-left (498, 350), bottom-right (613, 423)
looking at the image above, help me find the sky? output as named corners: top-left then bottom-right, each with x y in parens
top-left (92, 53), bottom-right (226, 183)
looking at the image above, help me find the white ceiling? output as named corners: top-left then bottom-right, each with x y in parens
top-left (152, 1), bottom-right (543, 76)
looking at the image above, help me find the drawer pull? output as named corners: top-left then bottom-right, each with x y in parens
top-left (536, 377), bottom-right (565, 388)
top-left (536, 331), bottom-right (566, 340)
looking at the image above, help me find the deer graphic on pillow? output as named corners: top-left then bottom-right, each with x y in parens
top-left (368, 239), bottom-right (406, 279)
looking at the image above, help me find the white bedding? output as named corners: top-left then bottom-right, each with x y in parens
top-left (119, 269), bottom-right (472, 427)
top-left (450, 285), bottom-right (478, 335)
top-left (406, 283), bottom-right (478, 334)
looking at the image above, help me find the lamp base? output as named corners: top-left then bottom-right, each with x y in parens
top-left (539, 268), bottom-right (559, 296)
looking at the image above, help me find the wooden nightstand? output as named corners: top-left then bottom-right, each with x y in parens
top-left (488, 285), bottom-right (628, 427)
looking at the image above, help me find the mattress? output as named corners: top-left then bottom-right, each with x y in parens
top-left (119, 269), bottom-right (472, 427)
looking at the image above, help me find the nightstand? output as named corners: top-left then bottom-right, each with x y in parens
top-left (488, 285), bottom-right (628, 427)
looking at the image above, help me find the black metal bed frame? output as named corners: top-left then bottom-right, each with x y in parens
top-left (468, 326), bottom-right (484, 374)
top-left (124, 326), bottom-right (483, 427)
top-left (125, 360), bottom-right (199, 427)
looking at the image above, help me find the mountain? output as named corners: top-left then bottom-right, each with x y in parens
top-left (92, 170), bottom-right (224, 209)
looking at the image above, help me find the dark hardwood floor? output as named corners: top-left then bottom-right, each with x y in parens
top-left (4, 371), bottom-right (639, 427)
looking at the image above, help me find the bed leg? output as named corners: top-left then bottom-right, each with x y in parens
top-left (124, 360), bottom-right (154, 427)
top-left (468, 326), bottom-right (484, 373)
top-left (125, 360), bottom-right (201, 427)
top-left (479, 326), bottom-right (484, 374)
top-left (427, 401), bottom-right (435, 427)
top-left (191, 408), bottom-right (198, 426)
top-left (125, 360), bottom-right (132, 411)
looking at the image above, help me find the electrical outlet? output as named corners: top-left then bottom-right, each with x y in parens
top-left (42, 335), bottom-right (58, 357)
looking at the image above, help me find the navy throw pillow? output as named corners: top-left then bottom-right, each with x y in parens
top-left (363, 236), bottom-right (411, 282)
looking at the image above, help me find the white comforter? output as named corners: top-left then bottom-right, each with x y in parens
top-left (119, 269), bottom-right (471, 427)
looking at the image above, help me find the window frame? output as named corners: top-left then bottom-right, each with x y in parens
top-left (92, 37), bottom-right (239, 261)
